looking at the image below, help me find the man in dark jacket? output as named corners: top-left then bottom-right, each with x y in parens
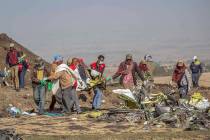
top-left (6, 43), bottom-right (20, 91)
top-left (190, 56), bottom-right (203, 88)
top-left (112, 54), bottom-right (144, 89)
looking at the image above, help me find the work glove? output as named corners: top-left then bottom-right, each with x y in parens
top-left (40, 80), bottom-right (47, 86)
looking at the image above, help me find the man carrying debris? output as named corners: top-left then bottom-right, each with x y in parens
top-left (31, 57), bottom-right (49, 115)
top-left (172, 60), bottom-right (191, 98)
top-left (190, 56), bottom-right (203, 88)
top-left (49, 55), bottom-right (63, 111)
top-left (6, 43), bottom-right (20, 91)
top-left (48, 56), bottom-right (81, 114)
top-left (112, 54), bottom-right (144, 89)
top-left (90, 55), bottom-right (106, 110)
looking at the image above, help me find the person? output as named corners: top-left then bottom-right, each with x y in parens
top-left (67, 57), bottom-right (83, 113)
top-left (48, 56), bottom-right (81, 114)
top-left (0, 67), bottom-right (9, 86)
top-left (139, 54), bottom-right (155, 81)
top-left (78, 58), bottom-right (89, 83)
top-left (172, 60), bottom-right (191, 98)
top-left (49, 55), bottom-right (63, 111)
top-left (190, 56), bottom-right (203, 88)
top-left (18, 51), bottom-right (30, 89)
top-left (6, 43), bottom-right (20, 91)
top-left (31, 57), bottom-right (49, 115)
top-left (112, 54), bottom-right (144, 89)
top-left (90, 55), bottom-right (106, 110)
top-left (68, 57), bottom-right (86, 91)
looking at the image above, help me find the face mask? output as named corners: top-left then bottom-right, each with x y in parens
top-left (99, 61), bottom-right (104, 64)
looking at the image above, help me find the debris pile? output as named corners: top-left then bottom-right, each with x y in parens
top-left (0, 129), bottom-right (22, 140)
top-left (106, 85), bottom-right (210, 130)
top-left (98, 109), bottom-right (145, 123)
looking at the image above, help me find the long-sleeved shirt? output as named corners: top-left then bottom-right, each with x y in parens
top-left (190, 61), bottom-right (203, 74)
top-left (112, 61), bottom-right (144, 86)
top-left (6, 50), bottom-right (20, 67)
top-left (31, 65), bottom-right (49, 87)
top-left (48, 70), bottom-right (75, 89)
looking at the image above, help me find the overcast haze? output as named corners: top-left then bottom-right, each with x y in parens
top-left (0, 0), bottom-right (210, 64)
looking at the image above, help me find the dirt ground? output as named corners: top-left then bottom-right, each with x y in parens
top-left (24, 131), bottom-right (210, 140)
top-left (0, 74), bottom-right (210, 139)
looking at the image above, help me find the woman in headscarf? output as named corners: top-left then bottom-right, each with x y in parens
top-left (172, 60), bottom-right (191, 98)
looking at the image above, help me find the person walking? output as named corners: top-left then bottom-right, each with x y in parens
top-left (190, 56), bottom-right (203, 88)
top-left (172, 60), bottom-right (191, 98)
top-left (6, 43), bottom-right (20, 91)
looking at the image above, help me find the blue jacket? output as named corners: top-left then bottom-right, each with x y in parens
top-left (190, 61), bottom-right (203, 74)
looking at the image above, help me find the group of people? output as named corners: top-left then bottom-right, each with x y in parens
top-left (5, 43), bottom-right (29, 91)
top-left (30, 53), bottom-right (158, 115)
top-left (3, 43), bottom-right (204, 115)
top-left (172, 56), bottom-right (203, 98)
top-left (31, 54), bottom-right (106, 114)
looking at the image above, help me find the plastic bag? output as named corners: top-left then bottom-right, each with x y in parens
top-left (48, 82), bottom-right (53, 91)
top-left (194, 99), bottom-right (210, 110)
top-left (189, 93), bottom-right (210, 110)
top-left (112, 89), bottom-right (136, 101)
top-left (6, 107), bottom-right (21, 117)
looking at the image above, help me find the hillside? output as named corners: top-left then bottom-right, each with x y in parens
top-left (0, 33), bottom-right (48, 70)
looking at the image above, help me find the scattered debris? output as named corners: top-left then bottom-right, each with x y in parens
top-left (110, 86), bottom-right (210, 131)
top-left (6, 106), bottom-right (21, 117)
top-left (84, 111), bottom-right (103, 118)
top-left (0, 129), bottom-right (23, 140)
top-left (98, 109), bottom-right (145, 123)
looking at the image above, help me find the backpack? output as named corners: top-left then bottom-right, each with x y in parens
top-left (8, 50), bottom-right (19, 65)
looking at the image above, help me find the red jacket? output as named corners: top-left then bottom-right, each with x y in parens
top-left (90, 62), bottom-right (105, 75)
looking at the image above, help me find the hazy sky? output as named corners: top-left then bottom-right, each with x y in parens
top-left (0, 0), bottom-right (210, 64)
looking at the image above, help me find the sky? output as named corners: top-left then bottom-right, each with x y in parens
top-left (0, 0), bottom-right (210, 64)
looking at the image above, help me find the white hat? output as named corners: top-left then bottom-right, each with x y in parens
top-left (9, 43), bottom-right (15, 47)
top-left (193, 56), bottom-right (198, 60)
